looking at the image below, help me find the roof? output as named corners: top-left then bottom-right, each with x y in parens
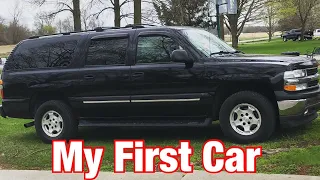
top-left (27, 24), bottom-right (193, 40)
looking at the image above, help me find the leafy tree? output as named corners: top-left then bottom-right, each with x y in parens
top-left (278, 0), bottom-right (320, 40)
top-left (153, 0), bottom-right (210, 27)
top-left (34, 12), bottom-right (57, 35)
top-left (263, 0), bottom-right (280, 41)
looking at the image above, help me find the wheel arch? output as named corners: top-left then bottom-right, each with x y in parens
top-left (29, 92), bottom-right (71, 118)
top-left (212, 81), bottom-right (279, 121)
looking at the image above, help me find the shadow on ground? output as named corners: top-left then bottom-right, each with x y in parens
top-left (73, 123), bottom-right (312, 143)
top-left (77, 125), bottom-right (225, 141)
top-left (15, 121), bottom-right (314, 145)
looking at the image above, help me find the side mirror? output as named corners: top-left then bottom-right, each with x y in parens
top-left (171, 50), bottom-right (193, 64)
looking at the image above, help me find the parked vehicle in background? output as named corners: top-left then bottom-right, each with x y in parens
top-left (314, 29), bottom-right (320, 38)
top-left (1, 25), bottom-right (320, 144)
top-left (282, 29), bottom-right (313, 41)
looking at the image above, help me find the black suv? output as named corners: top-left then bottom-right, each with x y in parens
top-left (1, 25), bottom-right (320, 143)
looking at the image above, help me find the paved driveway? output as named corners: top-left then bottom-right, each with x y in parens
top-left (0, 170), bottom-right (319, 180)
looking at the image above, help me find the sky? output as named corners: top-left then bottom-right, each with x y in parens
top-left (0, 0), bottom-right (261, 31)
top-left (0, 0), bottom-right (136, 30)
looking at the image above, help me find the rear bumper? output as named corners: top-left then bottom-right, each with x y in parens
top-left (1, 99), bottom-right (32, 119)
top-left (278, 94), bottom-right (320, 127)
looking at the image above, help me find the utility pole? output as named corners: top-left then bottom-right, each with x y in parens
top-left (215, 0), bottom-right (227, 39)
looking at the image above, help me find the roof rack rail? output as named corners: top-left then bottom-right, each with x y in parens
top-left (124, 24), bottom-right (157, 29)
top-left (94, 27), bottom-right (120, 32)
top-left (28, 29), bottom-right (100, 39)
top-left (27, 25), bottom-right (157, 39)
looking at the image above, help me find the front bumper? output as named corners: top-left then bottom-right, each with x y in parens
top-left (277, 94), bottom-right (320, 127)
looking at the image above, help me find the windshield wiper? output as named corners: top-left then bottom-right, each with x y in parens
top-left (210, 51), bottom-right (232, 56)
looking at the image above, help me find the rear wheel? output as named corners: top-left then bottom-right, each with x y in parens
top-left (219, 91), bottom-right (276, 143)
top-left (35, 100), bottom-right (78, 144)
top-left (297, 36), bottom-right (302, 41)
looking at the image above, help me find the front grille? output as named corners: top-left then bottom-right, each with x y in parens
top-left (305, 67), bottom-right (319, 89)
top-left (307, 67), bottom-right (318, 76)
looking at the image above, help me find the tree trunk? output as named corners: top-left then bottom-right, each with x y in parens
top-left (301, 22), bottom-right (306, 41)
top-left (220, 15), bottom-right (225, 40)
top-left (73, 0), bottom-right (81, 32)
top-left (228, 14), bottom-right (238, 48)
top-left (114, 0), bottom-right (121, 27)
top-left (268, 30), bottom-right (272, 42)
top-left (134, 0), bottom-right (141, 24)
top-left (232, 33), bottom-right (239, 49)
top-left (268, 15), bottom-right (272, 42)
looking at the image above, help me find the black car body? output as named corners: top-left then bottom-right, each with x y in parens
top-left (282, 29), bottom-right (313, 41)
top-left (1, 25), bottom-right (320, 143)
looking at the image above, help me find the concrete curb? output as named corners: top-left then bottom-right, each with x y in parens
top-left (0, 170), bottom-right (319, 180)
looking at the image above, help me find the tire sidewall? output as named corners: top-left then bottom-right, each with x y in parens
top-left (298, 36), bottom-right (301, 41)
top-left (219, 92), bottom-right (275, 143)
top-left (35, 101), bottom-right (74, 143)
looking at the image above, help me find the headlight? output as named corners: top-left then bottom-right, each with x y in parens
top-left (284, 70), bottom-right (307, 79)
top-left (283, 69), bottom-right (309, 91)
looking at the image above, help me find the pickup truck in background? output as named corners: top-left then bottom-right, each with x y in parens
top-left (314, 29), bottom-right (320, 38)
top-left (282, 29), bottom-right (313, 42)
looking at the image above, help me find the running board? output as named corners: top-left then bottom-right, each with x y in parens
top-left (78, 118), bottom-right (212, 127)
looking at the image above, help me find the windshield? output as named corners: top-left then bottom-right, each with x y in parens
top-left (181, 29), bottom-right (236, 57)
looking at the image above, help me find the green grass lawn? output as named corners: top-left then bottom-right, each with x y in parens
top-left (239, 39), bottom-right (320, 55)
top-left (1, 40), bottom-right (320, 175)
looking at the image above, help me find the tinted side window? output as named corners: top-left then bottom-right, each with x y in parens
top-left (6, 40), bottom-right (77, 70)
top-left (86, 38), bottom-right (128, 66)
top-left (136, 36), bottom-right (180, 64)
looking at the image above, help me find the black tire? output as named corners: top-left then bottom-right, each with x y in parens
top-left (35, 100), bottom-right (78, 144)
top-left (283, 37), bottom-right (287, 42)
top-left (219, 91), bottom-right (276, 144)
top-left (297, 36), bottom-right (301, 41)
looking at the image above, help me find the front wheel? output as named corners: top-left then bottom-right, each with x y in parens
top-left (283, 37), bottom-right (287, 42)
top-left (219, 91), bottom-right (276, 143)
top-left (35, 100), bottom-right (78, 144)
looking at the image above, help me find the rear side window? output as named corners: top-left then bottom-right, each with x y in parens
top-left (6, 40), bottom-right (77, 70)
top-left (86, 38), bottom-right (128, 66)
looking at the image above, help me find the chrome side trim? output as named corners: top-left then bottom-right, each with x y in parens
top-left (277, 99), bottom-right (306, 116)
top-left (83, 98), bottom-right (201, 104)
top-left (83, 100), bottom-right (130, 104)
top-left (131, 98), bottom-right (200, 103)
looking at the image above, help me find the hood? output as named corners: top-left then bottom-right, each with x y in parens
top-left (207, 54), bottom-right (318, 69)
